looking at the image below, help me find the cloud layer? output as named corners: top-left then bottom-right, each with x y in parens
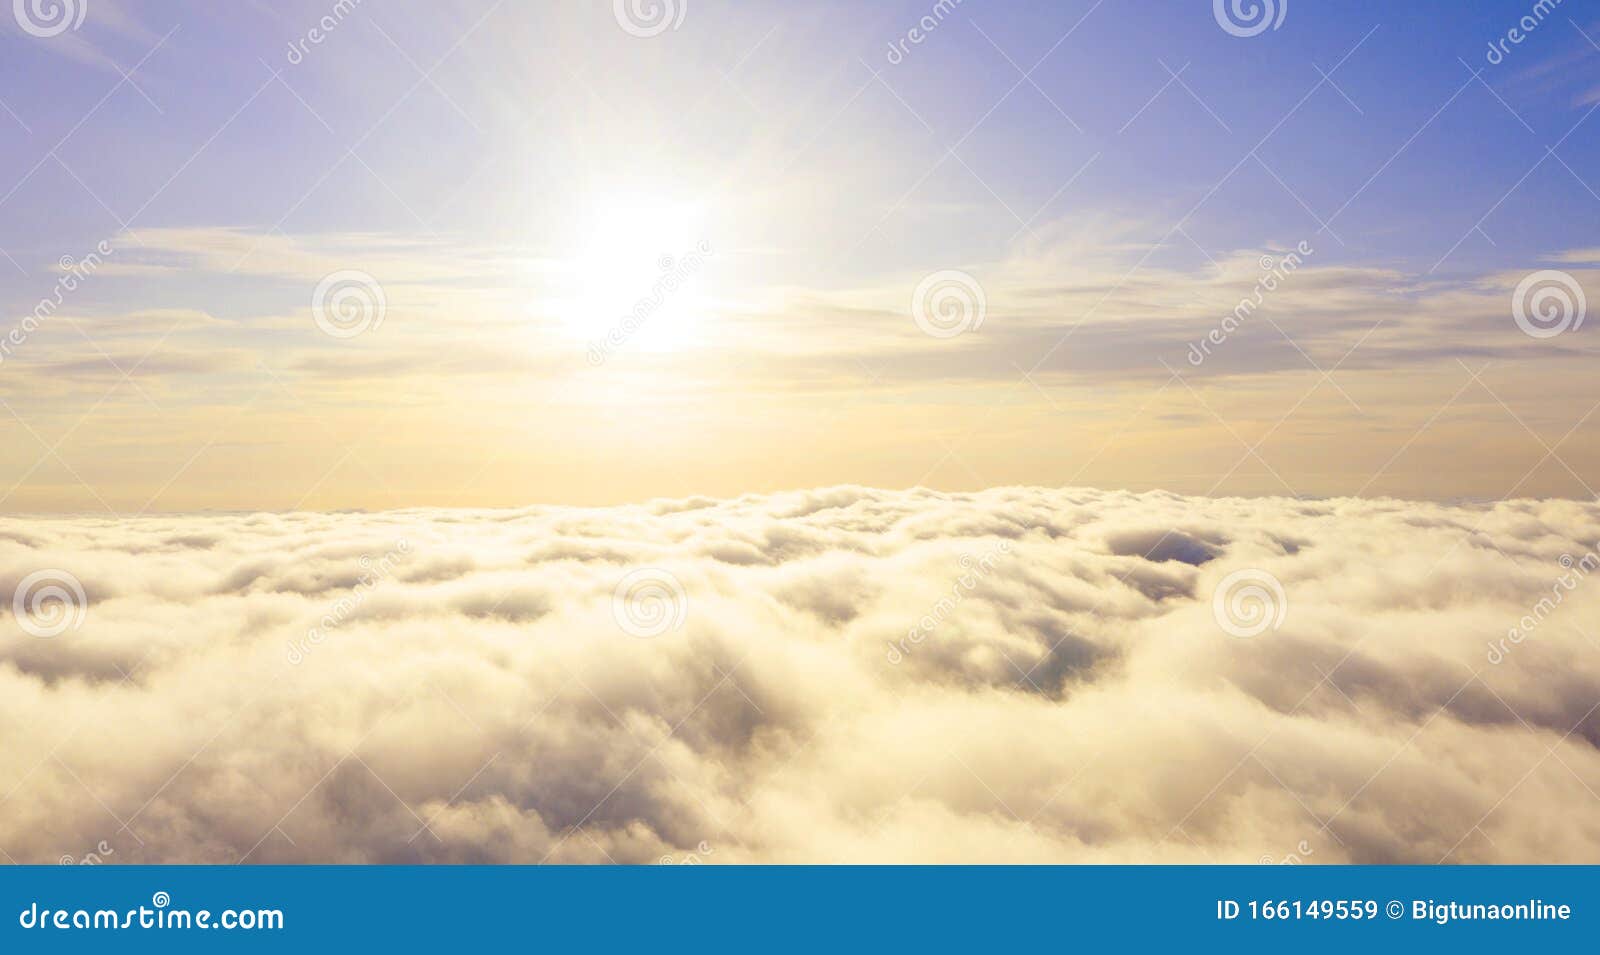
top-left (4, 485), bottom-right (1600, 863)
top-left (3, 225), bottom-right (1597, 509)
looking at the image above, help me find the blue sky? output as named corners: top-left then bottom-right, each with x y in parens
top-left (0, 0), bottom-right (1597, 509)
top-left (2, 0), bottom-right (1595, 282)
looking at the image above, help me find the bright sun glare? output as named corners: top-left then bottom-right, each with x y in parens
top-left (565, 192), bottom-right (711, 348)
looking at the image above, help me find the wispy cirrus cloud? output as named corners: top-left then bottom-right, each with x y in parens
top-left (1, 225), bottom-right (1594, 507)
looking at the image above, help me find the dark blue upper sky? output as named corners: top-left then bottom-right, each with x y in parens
top-left (1, 0), bottom-right (1595, 291)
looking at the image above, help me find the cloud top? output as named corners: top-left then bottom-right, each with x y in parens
top-left (5, 485), bottom-right (1600, 863)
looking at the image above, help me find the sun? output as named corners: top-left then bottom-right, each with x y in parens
top-left (563, 190), bottom-right (712, 349)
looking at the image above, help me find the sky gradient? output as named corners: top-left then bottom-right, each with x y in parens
top-left (1, 0), bottom-right (1598, 510)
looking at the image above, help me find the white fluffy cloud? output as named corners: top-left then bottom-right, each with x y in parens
top-left (4, 486), bottom-right (1600, 864)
